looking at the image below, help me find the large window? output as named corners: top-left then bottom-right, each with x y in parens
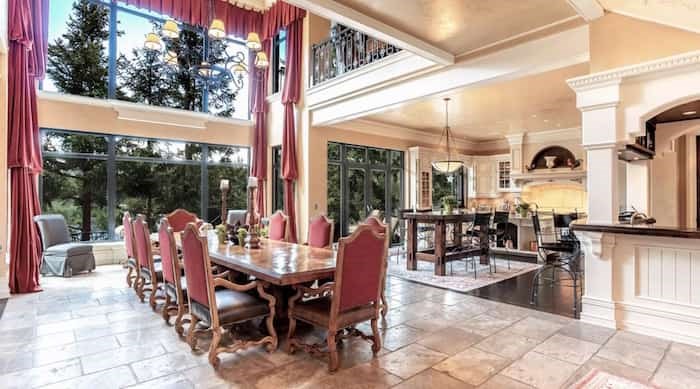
top-left (271, 146), bottom-right (284, 213)
top-left (272, 30), bottom-right (287, 94)
top-left (45, 0), bottom-right (250, 120)
top-left (327, 142), bottom-right (403, 243)
top-left (40, 129), bottom-right (250, 240)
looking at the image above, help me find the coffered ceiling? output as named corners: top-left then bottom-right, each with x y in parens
top-left (359, 63), bottom-right (588, 142)
top-left (332, 0), bottom-right (579, 55)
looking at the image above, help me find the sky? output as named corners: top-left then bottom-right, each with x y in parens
top-left (45, 0), bottom-right (250, 120)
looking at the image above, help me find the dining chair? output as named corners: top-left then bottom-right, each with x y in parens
top-left (268, 210), bottom-right (289, 242)
top-left (363, 216), bottom-right (389, 319)
top-left (133, 214), bottom-right (165, 311)
top-left (166, 208), bottom-right (203, 232)
top-left (158, 218), bottom-right (189, 336)
top-left (180, 223), bottom-right (278, 368)
top-left (122, 212), bottom-right (138, 288)
top-left (489, 211), bottom-right (512, 271)
top-left (286, 224), bottom-right (390, 372)
top-left (308, 215), bottom-right (334, 249)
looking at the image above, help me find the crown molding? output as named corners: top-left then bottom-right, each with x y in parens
top-left (566, 0), bottom-right (604, 22)
top-left (524, 127), bottom-right (582, 144)
top-left (567, 50), bottom-right (700, 91)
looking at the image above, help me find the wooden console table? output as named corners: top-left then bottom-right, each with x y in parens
top-left (403, 211), bottom-right (489, 276)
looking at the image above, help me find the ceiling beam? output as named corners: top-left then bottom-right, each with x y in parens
top-left (284, 0), bottom-right (455, 65)
top-left (567, 0), bottom-right (604, 22)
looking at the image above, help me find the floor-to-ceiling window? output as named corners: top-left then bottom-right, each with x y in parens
top-left (40, 128), bottom-right (249, 240)
top-left (327, 142), bottom-right (403, 243)
top-left (44, 0), bottom-right (250, 120)
top-left (271, 146), bottom-right (284, 213)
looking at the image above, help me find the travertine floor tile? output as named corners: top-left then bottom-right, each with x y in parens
top-left (454, 313), bottom-right (515, 337)
top-left (393, 369), bottom-right (473, 389)
top-left (0, 358), bottom-right (83, 389)
top-left (433, 347), bottom-right (510, 386)
top-left (309, 363), bottom-right (402, 389)
top-left (32, 335), bottom-right (120, 366)
top-left (562, 356), bottom-right (653, 387)
top-left (474, 328), bottom-right (540, 360)
top-left (665, 342), bottom-right (700, 372)
top-left (501, 351), bottom-right (579, 389)
top-left (42, 365), bottom-right (136, 389)
top-left (126, 373), bottom-right (193, 389)
top-left (375, 343), bottom-right (447, 379)
top-left (81, 343), bottom-right (167, 374)
top-left (249, 358), bottom-right (327, 389)
top-left (532, 334), bottom-right (600, 365)
top-left (652, 361), bottom-right (700, 389)
top-left (381, 324), bottom-right (426, 351)
top-left (130, 351), bottom-right (201, 382)
top-left (557, 320), bottom-right (615, 345)
top-left (478, 374), bottom-right (535, 389)
top-left (507, 317), bottom-right (564, 341)
top-left (596, 337), bottom-right (666, 372)
top-left (417, 326), bottom-right (483, 355)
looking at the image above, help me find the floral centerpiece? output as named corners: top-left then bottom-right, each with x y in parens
top-left (515, 201), bottom-right (530, 218)
top-left (441, 195), bottom-right (458, 214)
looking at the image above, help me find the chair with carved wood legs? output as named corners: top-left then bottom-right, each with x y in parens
top-left (180, 223), bottom-right (277, 368)
top-left (133, 214), bottom-right (165, 311)
top-left (287, 224), bottom-right (390, 372)
top-left (122, 212), bottom-right (138, 288)
top-left (157, 218), bottom-right (190, 336)
top-left (363, 216), bottom-right (390, 319)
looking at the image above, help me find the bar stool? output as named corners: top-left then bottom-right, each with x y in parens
top-left (489, 211), bottom-right (512, 272)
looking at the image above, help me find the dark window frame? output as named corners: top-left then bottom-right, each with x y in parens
top-left (271, 29), bottom-right (287, 94)
top-left (271, 145), bottom-right (284, 213)
top-left (40, 128), bottom-right (251, 241)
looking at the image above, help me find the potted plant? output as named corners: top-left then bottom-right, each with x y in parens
top-left (237, 228), bottom-right (248, 247)
top-left (215, 224), bottom-right (227, 245)
top-left (441, 195), bottom-right (458, 214)
top-left (515, 201), bottom-right (530, 218)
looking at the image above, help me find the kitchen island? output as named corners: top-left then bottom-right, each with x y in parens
top-left (572, 221), bottom-right (700, 346)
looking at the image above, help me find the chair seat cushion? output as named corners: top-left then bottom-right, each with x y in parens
top-left (164, 277), bottom-right (187, 300)
top-left (291, 296), bottom-right (376, 328)
top-left (44, 243), bottom-right (92, 256)
top-left (190, 289), bottom-right (269, 326)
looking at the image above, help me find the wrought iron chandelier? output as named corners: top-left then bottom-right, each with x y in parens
top-left (143, 1), bottom-right (268, 92)
top-left (432, 98), bottom-right (464, 174)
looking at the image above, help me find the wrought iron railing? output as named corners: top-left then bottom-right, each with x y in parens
top-left (311, 26), bottom-right (402, 86)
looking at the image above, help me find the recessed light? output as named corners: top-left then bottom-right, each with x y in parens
top-left (543, 119), bottom-right (549, 123)
top-left (531, 114), bottom-right (537, 118)
top-left (682, 110), bottom-right (697, 116)
top-left (633, 157), bottom-right (640, 160)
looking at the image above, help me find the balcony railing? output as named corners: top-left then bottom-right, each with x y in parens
top-left (311, 26), bottom-right (402, 86)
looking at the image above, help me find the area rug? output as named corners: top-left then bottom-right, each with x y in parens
top-left (569, 369), bottom-right (657, 389)
top-left (387, 253), bottom-right (540, 293)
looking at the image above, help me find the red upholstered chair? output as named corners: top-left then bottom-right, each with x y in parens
top-left (268, 210), bottom-right (289, 242)
top-left (180, 223), bottom-right (278, 368)
top-left (133, 214), bottom-right (165, 311)
top-left (159, 218), bottom-right (189, 336)
top-left (123, 212), bottom-right (138, 289)
top-left (363, 216), bottom-right (390, 319)
top-left (166, 209), bottom-right (203, 233)
top-left (287, 224), bottom-right (390, 372)
top-left (307, 215), bottom-right (334, 249)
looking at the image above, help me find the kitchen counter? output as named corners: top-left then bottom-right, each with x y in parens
top-left (572, 221), bottom-right (700, 239)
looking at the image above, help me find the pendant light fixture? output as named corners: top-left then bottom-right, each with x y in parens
top-left (432, 97), bottom-right (464, 173)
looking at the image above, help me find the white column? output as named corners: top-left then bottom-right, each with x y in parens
top-left (578, 231), bottom-right (617, 328)
top-left (585, 144), bottom-right (619, 223)
top-left (506, 133), bottom-right (525, 174)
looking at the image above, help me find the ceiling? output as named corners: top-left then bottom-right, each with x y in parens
top-left (359, 63), bottom-right (589, 142)
top-left (333, 0), bottom-right (578, 55)
top-left (599, 0), bottom-right (700, 33)
top-left (652, 100), bottom-right (700, 124)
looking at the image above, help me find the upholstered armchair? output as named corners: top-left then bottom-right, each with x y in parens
top-left (307, 215), bottom-right (334, 249)
top-left (287, 224), bottom-right (390, 372)
top-left (133, 214), bottom-right (165, 311)
top-left (180, 223), bottom-right (278, 368)
top-left (34, 214), bottom-right (95, 277)
top-left (166, 208), bottom-right (203, 233)
top-left (364, 215), bottom-right (389, 319)
top-left (268, 210), bottom-right (289, 242)
top-left (159, 218), bottom-right (189, 336)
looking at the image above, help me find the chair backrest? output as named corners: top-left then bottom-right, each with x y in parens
top-left (33, 214), bottom-right (71, 249)
top-left (333, 224), bottom-right (389, 314)
top-left (531, 212), bottom-right (544, 245)
top-left (158, 218), bottom-right (179, 286)
top-left (308, 215), bottom-right (334, 248)
top-left (364, 215), bottom-right (387, 235)
top-left (473, 212), bottom-right (491, 227)
top-left (268, 210), bottom-right (289, 241)
top-left (166, 209), bottom-right (201, 232)
top-left (493, 211), bottom-right (510, 225)
top-left (122, 212), bottom-right (135, 259)
top-left (181, 223), bottom-right (214, 313)
top-left (553, 212), bottom-right (579, 242)
top-left (132, 214), bottom-right (154, 270)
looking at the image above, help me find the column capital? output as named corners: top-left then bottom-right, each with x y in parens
top-left (505, 133), bottom-right (524, 146)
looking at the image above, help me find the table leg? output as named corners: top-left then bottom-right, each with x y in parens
top-left (435, 221), bottom-right (446, 276)
top-left (407, 219), bottom-right (417, 271)
top-left (479, 227), bottom-right (489, 265)
top-left (454, 221), bottom-right (462, 247)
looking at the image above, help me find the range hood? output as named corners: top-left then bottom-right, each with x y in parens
top-left (511, 168), bottom-right (586, 186)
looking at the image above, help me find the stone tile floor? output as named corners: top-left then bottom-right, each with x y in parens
top-left (0, 265), bottom-right (698, 388)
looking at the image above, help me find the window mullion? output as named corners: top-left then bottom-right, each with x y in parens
top-left (108, 1), bottom-right (117, 99)
top-left (107, 135), bottom-right (117, 240)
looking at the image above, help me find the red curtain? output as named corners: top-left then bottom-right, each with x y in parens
top-left (123, 0), bottom-right (263, 38)
top-left (280, 19), bottom-right (303, 243)
top-left (7, 0), bottom-right (49, 293)
top-left (250, 39), bottom-right (271, 217)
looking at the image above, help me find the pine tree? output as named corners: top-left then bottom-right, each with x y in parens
top-left (47, 0), bottom-right (110, 98)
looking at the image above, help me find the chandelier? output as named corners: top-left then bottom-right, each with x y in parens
top-left (432, 98), bottom-right (464, 173)
top-left (143, 2), bottom-right (268, 93)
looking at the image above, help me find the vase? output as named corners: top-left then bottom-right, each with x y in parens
top-left (443, 205), bottom-right (453, 214)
